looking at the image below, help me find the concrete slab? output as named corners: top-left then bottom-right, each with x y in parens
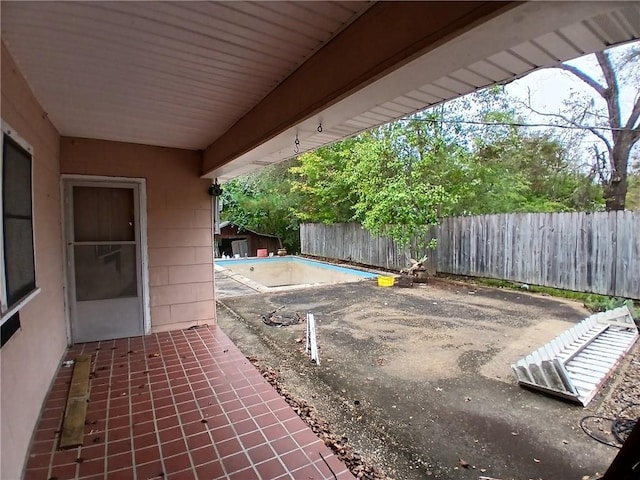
top-left (215, 269), bottom-right (259, 298)
top-left (217, 278), bottom-right (619, 480)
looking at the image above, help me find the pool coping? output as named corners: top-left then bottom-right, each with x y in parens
top-left (214, 255), bottom-right (384, 293)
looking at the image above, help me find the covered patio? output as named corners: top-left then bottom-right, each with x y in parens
top-left (24, 326), bottom-right (351, 480)
top-left (1, 2), bottom-right (639, 479)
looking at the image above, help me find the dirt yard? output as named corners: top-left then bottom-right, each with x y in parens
top-left (217, 277), bottom-right (629, 480)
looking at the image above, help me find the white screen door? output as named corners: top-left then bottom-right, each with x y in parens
top-left (65, 182), bottom-right (144, 343)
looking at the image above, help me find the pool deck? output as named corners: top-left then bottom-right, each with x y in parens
top-left (215, 269), bottom-right (259, 299)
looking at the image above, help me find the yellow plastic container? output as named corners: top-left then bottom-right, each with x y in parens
top-left (377, 276), bottom-right (395, 287)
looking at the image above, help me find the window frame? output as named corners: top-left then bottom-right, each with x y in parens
top-left (0, 121), bottom-right (40, 332)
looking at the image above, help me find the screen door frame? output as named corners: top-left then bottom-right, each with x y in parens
top-left (61, 175), bottom-right (150, 344)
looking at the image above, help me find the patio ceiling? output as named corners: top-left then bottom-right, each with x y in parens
top-left (2, 1), bottom-right (639, 181)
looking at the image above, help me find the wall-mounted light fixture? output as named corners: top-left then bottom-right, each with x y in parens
top-left (208, 179), bottom-right (223, 197)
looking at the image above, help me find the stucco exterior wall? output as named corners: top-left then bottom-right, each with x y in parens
top-left (1, 42), bottom-right (67, 480)
top-left (60, 138), bottom-right (216, 333)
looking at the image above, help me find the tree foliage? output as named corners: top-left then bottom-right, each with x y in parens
top-left (219, 160), bottom-right (301, 251)
top-left (220, 48), bottom-right (634, 249)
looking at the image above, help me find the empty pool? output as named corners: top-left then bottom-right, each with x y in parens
top-left (214, 256), bottom-right (378, 292)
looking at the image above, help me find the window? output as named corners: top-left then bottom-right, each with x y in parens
top-left (1, 123), bottom-right (37, 347)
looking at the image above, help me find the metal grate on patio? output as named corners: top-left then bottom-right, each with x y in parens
top-left (24, 326), bottom-right (354, 480)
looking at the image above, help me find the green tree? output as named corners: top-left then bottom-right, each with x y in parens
top-left (468, 126), bottom-right (603, 213)
top-left (340, 113), bottom-right (471, 246)
top-left (220, 161), bottom-right (301, 251)
top-left (289, 139), bottom-right (358, 223)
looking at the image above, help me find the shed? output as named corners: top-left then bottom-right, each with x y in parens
top-left (216, 221), bottom-right (282, 258)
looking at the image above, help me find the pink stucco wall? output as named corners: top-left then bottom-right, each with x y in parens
top-left (1, 42), bottom-right (67, 479)
top-left (60, 138), bottom-right (216, 332)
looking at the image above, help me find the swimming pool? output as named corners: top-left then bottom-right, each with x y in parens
top-left (214, 256), bottom-right (378, 292)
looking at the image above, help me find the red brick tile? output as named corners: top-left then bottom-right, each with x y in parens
top-left (247, 444), bottom-right (276, 464)
top-left (131, 409), bottom-right (154, 424)
top-left (26, 453), bottom-right (51, 470)
top-left (49, 462), bottom-right (79, 480)
top-left (157, 415), bottom-right (181, 431)
top-left (78, 473), bottom-right (108, 480)
top-left (163, 453), bottom-right (192, 474)
top-left (195, 460), bottom-right (226, 479)
top-left (247, 403), bottom-right (270, 417)
top-left (29, 441), bottom-right (55, 457)
top-left (271, 436), bottom-right (298, 456)
top-left (108, 405), bottom-right (130, 419)
top-left (226, 408), bottom-right (249, 423)
top-left (221, 452), bottom-right (251, 475)
top-left (107, 451), bottom-right (132, 471)
top-left (23, 328), bottom-right (356, 480)
top-left (216, 390), bottom-right (238, 403)
top-left (136, 460), bottom-right (164, 480)
top-left (33, 428), bottom-right (58, 442)
top-left (210, 425), bottom-right (236, 443)
top-left (174, 392), bottom-right (194, 404)
top-left (282, 417), bottom-right (307, 434)
top-left (254, 412), bottom-right (278, 428)
top-left (262, 423), bottom-right (287, 441)
top-left (167, 468), bottom-right (197, 480)
top-left (234, 418), bottom-right (258, 436)
top-left (161, 438), bottom-right (187, 458)
top-left (100, 467), bottom-right (134, 480)
top-left (107, 439), bottom-right (132, 456)
top-left (255, 458), bottom-right (287, 479)
top-left (185, 431), bottom-right (211, 450)
top-left (51, 449), bottom-right (81, 466)
top-left (77, 458), bottom-right (105, 477)
top-left (171, 384), bottom-right (192, 395)
top-left (316, 453), bottom-right (349, 477)
top-left (239, 430), bottom-right (266, 450)
top-left (37, 417), bottom-right (61, 431)
top-left (228, 467), bottom-right (260, 480)
top-left (158, 425), bottom-right (183, 443)
top-left (132, 420), bottom-right (156, 436)
top-left (216, 437), bottom-right (242, 458)
top-left (108, 415), bottom-right (131, 430)
top-left (182, 419), bottom-right (208, 437)
top-left (152, 395), bottom-right (174, 408)
top-left (293, 428), bottom-right (322, 448)
top-left (135, 445), bottom-right (161, 465)
top-left (190, 446), bottom-right (217, 466)
top-left (176, 400), bottom-right (198, 415)
top-left (152, 388), bottom-right (173, 400)
top-left (107, 426), bottom-right (131, 442)
top-left (281, 450), bottom-right (311, 472)
top-left (292, 463), bottom-right (324, 479)
top-left (155, 405), bottom-right (177, 419)
top-left (273, 406), bottom-right (297, 422)
top-left (133, 432), bottom-right (158, 450)
top-left (179, 410), bottom-right (201, 424)
top-left (23, 467), bottom-right (50, 480)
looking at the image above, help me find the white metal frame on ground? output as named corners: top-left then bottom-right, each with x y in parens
top-left (512, 306), bottom-right (639, 406)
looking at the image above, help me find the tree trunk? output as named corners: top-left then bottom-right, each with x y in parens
top-left (604, 178), bottom-right (627, 210)
top-left (604, 138), bottom-right (632, 211)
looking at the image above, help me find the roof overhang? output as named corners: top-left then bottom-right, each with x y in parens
top-left (2, 2), bottom-right (638, 181)
top-left (205, 1), bottom-right (640, 180)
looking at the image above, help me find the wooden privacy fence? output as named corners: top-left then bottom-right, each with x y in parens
top-left (300, 211), bottom-right (640, 299)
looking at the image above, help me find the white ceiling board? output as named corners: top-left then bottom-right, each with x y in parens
top-left (1, 1), bottom-right (638, 179)
top-left (1, 1), bottom-right (370, 149)
top-left (509, 42), bottom-right (557, 68)
top-left (449, 68), bottom-right (493, 89)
